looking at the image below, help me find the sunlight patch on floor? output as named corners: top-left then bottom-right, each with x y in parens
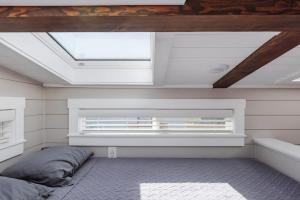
top-left (140, 183), bottom-right (247, 200)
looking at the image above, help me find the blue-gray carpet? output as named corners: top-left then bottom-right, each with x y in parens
top-left (49, 158), bottom-right (300, 200)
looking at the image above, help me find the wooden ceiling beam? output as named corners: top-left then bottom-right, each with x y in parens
top-left (213, 32), bottom-right (300, 88)
top-left (0, 0), bottom-right (300, 31)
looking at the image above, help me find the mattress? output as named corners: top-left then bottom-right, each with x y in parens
top-left (48, 158), bottom-right (300, 200)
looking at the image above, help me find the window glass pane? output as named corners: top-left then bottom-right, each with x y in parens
top-left (157, 117), bottom-right (233, 133)
top-left (81, 117), bottom-right (153, 131)
top-left (49, 32), bottom-right (151, 61)
top-left (80, 116), bottom-right (233, 134)
top-left (0, 121), bottom-right (10, 144)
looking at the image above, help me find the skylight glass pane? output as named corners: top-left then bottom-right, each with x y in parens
top-left (49, 32), bottom-right (151, 61)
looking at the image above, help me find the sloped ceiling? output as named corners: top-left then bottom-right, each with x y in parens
top-left (1, 32), bottom-right (300, 88)
top-left (0, 42), bottom-right (67, 84)
top-left (156, 32), bottom-right (279, 87)
top-left (237, 45), bottom-right (300, 87)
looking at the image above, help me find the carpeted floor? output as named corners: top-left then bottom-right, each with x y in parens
top-left (49, 158), bottom-right (300, 200)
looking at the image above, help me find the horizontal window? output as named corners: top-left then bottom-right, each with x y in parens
top-left (0, 110), bottom-right (15, 144)
top-left (68, 99), bottom-right (246, 146)
top-left (79, 110), bottom-right (233, 135)
top-left (0, 121), bottom-right (12, 144)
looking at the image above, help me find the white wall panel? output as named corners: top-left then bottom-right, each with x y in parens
top-left (24, 130), bottom-right (44, 150)
top-left (45, 100), bottom-right (68, 115)
top-left (24, 115), bottom-right (43, 132)
top-left (45, 129), bottom-right (68, 144)
top-left (0, 79), bottom-right (42, 100)
top-left (0, 66), bottom-right (44, 169)
top-left (0, 70), bottom-right (292, 158)
top-left (246, 116), bottom-right (300, 130)
top-left (25, 100), bottom-right (44, 116)
top-left (44, 88), bottom-right (300, 155)
top-left (45, 115), bottom-right (68, 129)
top-left (246, 100), bottom-right (300, 115)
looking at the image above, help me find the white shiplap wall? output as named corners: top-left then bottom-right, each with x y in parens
top-left (1, 63), bottom-right (300, 159)
top-left (44, 87), bottom-right (300, 158)
top-left (0, 67), bottom-right (44, 170)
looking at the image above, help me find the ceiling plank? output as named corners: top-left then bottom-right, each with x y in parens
top-left (213, 32), bottom-right (300, 88)
top-left (153, 33), bottom-right (174, 86)
top-left (0, 0), bottom-right (300, 31)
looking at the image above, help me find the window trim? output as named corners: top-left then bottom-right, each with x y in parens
top-left (68, 99), bottom-right (246, 146)
top-left (0, 97), bottom-right (26, 162)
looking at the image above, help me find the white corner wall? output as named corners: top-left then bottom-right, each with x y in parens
top-left (44, 87), bottom-right (300, 158)
top-left (0, 66), bottom-right (44, 171)
top-left (1, 63), bottom-right (300, 160)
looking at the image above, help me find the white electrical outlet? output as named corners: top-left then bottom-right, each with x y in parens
top-left (107, 147), bottom-right (117, 158)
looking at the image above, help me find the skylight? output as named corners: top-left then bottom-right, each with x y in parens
top-left (48, 32), bottom-right (152, 61)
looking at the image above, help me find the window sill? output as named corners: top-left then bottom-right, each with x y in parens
top-left (68, 134), bottom-right (245, 147)
top-left (0, 140), bottom-right (25, 162)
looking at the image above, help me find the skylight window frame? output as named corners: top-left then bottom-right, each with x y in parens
top-left (47, 32), bottom-right (153, 62)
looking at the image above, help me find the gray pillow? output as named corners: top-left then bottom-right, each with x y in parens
top-left (0, 176), bottom-right (53, 200)
top-left (1, 146), bottom-right (93, 187)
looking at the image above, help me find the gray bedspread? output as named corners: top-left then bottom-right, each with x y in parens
top-left (48, 158), bottom-right (300, 200)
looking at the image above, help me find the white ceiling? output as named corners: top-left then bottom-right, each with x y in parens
top-left (0, 33), bottom-right (153, 86)
top-left (0, 42), bottom-right (67, 84)
top-left (237, 45), bottom-right (300, 87)
top-left (0, 0), bottom-right (186, 6)
top-left (1, 32), bottom-right (300, 88)
top-left (155, 32), bottom-right (280, 87)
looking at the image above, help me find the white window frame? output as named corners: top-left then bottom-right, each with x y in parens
top-left (48, 32), bottom-right (152, 62)
top-left (0, 33), bottom-right (154, 85)
top-left (33, 32), bottom-right (155, 69)
top-left (0, 97), bottom-right (26, 162)
top-left (68, 99), bottom-right (246, 147)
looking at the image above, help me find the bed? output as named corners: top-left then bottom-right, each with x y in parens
top-left (48, 158), bottom-right (300, 200)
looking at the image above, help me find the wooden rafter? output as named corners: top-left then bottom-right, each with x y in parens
top-left (0, 0), bottom-right (300, 31)
top-left (213, 32), bottom-right (300, 88)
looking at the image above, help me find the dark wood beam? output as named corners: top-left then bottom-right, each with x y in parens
top-left (213, 32), bottom-right (300, 88)
top-left (0, 0), bottom-right (300, 31)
